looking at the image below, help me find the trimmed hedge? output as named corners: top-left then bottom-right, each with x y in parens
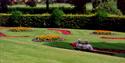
top-left (0, 14), bottom-right (125, 32)
top-left (8, 7), bottom-right (75, 14)
top-left (0, 15), bottom-right (49, 27)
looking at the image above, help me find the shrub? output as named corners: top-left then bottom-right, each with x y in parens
top-left (8, 7), bottom-right (74, 14)
top-left (0, 16), bottom-right (8, 26)
top-left (0, 14), bottom-right (125, 32)
top-left (10, 11), bottom-right (22, 26)
top-left (95, 8), bottom-right (108, 22)
top-left (96, 9), bottom-right (108, 18)
top-left (11, 11), bottom-right (22, 16)
top-left (96, 0), bottom-right (122, 15)
top-left (50, 8), bottom-right (64, 27)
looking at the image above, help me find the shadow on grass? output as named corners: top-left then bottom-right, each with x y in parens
top-left (91, 42), bottom-right (125, 50)
top-left (44, 41), bottom-right (125, 58)
top-left (91, 42), bottom-right (125, 58)
top-left (43, 42), bottom-right (74, 50)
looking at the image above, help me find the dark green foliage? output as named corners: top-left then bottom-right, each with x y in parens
top-left (8, 7), bottom-right (73, 14)
top-left (95, 0), bottom-right (122, 15)
top-left (51, 8), bottom-right (64, 27)
top-left (0, 16), bottom-right (9, 25)
top-left (1, 15), bottom-right (49, 27)
top-left (11, 11), bottom-right (22, 17)
top-left (96, 8), bottom-right (108, 22)
top-left (0, 15), bottom-right (125, 31)
top-left (96, 9), bottom-right (108, 18)
top-left (10, 11), bottom-right (22, 26)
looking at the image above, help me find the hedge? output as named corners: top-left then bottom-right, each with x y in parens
top-left (8, 7), bottom-right (75, 14)
top-left (0, 14), bottom-right (125, 32)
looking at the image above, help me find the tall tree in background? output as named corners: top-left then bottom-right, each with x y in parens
top-left (117, 0), bottom-right (125, 14)
top-left (68, 0), bottom-right (90, 13)
top-left (0, 0), bottom-right (10, 13)
top-left (25, 0), bottom-right (37, 7)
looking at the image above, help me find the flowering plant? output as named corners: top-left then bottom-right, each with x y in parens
top-left (9, 27), bottom-right (32, 32)
top-left (95, 30), bottom-right (111, 32)
top-left (92, 30), bottom-right (112, 35)
top-left (33, 34), bottom-right (64, 42)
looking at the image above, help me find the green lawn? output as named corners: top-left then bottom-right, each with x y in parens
top-left (0, 28), bottom-right (125, 63)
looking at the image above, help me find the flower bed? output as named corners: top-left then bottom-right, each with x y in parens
top-left (101, 36), bottom-right (125, 40)
top-left (56, 30), bottom-right (71, 35)
top-left (92, 30), bottom-right (112, 35)
top-left (47, 28), bottom-right (71, 35)
top-left (0, 32), bottom-right (6, 37)
top-left (32, 34), bottom-right (64, 42)
top-left (9, 27), bottom-right (32, 32)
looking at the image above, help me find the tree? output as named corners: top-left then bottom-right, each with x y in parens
top-left (68, 0), bottom-right (104, 13)
top-left (68, 0), bottom-right (88, 13)
top-left (25, 0), bottom-right (36, 7)
top-left (0, 0), bottom-right (10, 13)
top-left (117, 0), bottom-right (125, 14)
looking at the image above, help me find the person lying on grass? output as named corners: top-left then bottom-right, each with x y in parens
top-left (81, 41), bottom-right (94, 51)
top-left (70, 41), bottom-right (115, 55)
top-left (72, 40), bottom-right (94, 51)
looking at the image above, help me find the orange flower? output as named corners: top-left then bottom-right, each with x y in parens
top-left (95, 30), bottom-right (111, 33)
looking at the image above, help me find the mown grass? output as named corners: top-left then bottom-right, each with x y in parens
top-left (0, 28), bottom-right (125, 63)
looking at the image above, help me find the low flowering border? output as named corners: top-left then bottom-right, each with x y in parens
top-left (101, 36), bottom-right (125, 40)
top-left (0, 32), bottom-right (6, 37)
top-left (32, 34), bottom-right (64, 42)
top-left (92, 30), bottom-right (113, 35)
top-left (9, 27), bottom-right (32, 32)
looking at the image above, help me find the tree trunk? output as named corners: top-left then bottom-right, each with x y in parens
top-left (46, 0), bottom-right (49, 12)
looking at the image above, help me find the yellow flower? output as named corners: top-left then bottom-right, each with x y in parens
top-left (9, 27), bottom-right (32, 32)
top-left (36, 34), bottom-right (62, 41)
